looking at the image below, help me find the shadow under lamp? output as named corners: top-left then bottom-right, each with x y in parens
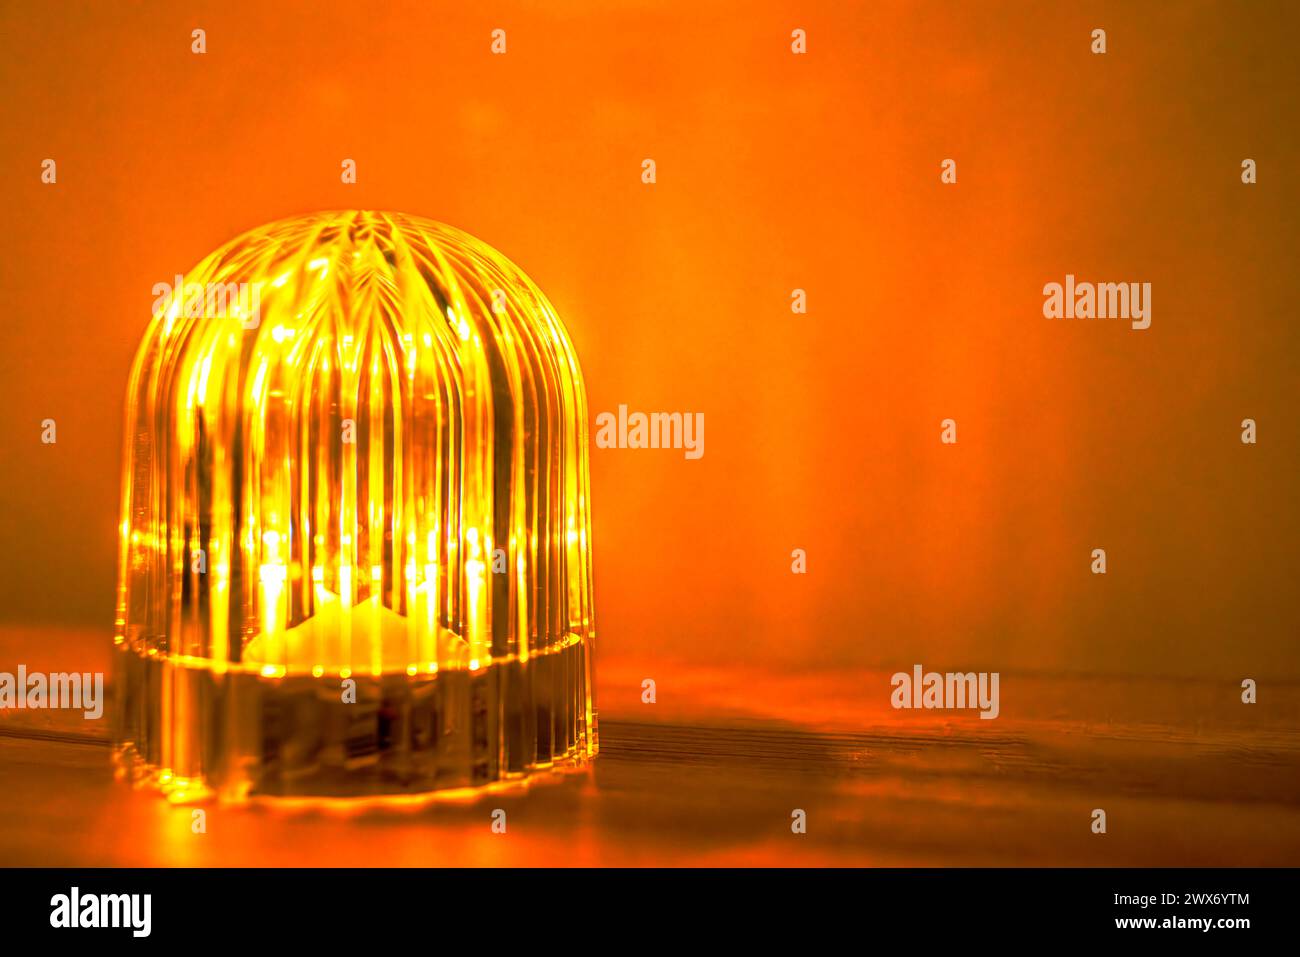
top-left (114, 211), bottom-right (597, 801)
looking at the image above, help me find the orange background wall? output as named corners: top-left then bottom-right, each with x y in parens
top-left (1, 0), bottom-right (1296, 683)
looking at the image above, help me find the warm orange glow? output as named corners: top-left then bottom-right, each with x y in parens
top-left (114, 211), bottom-right (598, 801)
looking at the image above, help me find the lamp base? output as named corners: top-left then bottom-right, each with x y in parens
top-left (112, 638), bottom-right (596, 802)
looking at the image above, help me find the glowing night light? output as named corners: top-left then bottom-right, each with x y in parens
top-left (114, 211), bottom-right (597, 801)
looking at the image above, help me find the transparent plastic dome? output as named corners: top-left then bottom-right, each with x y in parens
top-left (114, 211), bottom-right (597, 801)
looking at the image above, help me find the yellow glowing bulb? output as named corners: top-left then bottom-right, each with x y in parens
top-left (114, 210), bottom-right (598, 801)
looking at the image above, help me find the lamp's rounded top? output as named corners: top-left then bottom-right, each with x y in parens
top-left (123, 208), bottom-right (595, 671)
top-left (161, 209), bottom-right (570, 348)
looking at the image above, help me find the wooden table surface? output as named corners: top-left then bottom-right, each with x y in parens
top-left (2, 625), bottom-right (1298, 866)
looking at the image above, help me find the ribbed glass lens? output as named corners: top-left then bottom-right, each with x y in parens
top-left (114, 211), bottom-right (597, 800)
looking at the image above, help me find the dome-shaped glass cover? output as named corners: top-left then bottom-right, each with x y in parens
top-left (114, 211), bottom-right (597, 800)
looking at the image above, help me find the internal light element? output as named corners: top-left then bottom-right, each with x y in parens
top-left (114, 211), bottom-right (597, 801)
